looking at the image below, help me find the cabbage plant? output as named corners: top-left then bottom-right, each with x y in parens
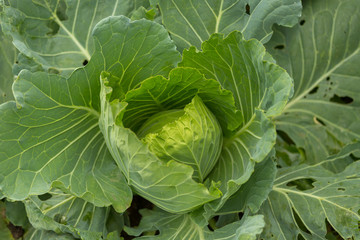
top-left (0, 0), bottom-right (360, 239)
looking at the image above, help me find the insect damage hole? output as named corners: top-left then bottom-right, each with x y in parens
top-left (38, 193), bottom-right (52, 201)
top-left (300, 19), bottom-right (306, 25)
top-left (83, 59), bottom-right (88, 66)
top-left (245, 4), bottom-right (250, 15)
top-left (287, 178), bottom-right (315, 190)
top-left (274, 44), bottom-right (285, 50)
top-left (314, 117), bottom-right (326, 126)
top-left (330, 94), bottom-right (354, 104)
top-left (309, 86), bottom-right (319, 94)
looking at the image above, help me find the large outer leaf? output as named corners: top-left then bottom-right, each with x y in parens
top-left (156, 0), bottom-right (302, 51)
top-left (267, 0), bottom-right (360, 163)
top-left (180, 32), bottom-right (293, 213)
top-left (1, 0), bottom-right (149, 75)
top-left (25, 189), bottom-right (112, 240)
top-left (124, 208), bottom-right (265, 240)
top-left (90, 16), bottom-right (180, 103)
top-left (260, 143), bottom-right (360, 239)
top-left (0, 15), bottom-right (180, 211)
top-left (0, 24), bottom-right (16, 103)
top-left (99, 74), bottom-right (221, 214)
top-left (0, 70), bottom-right (132, 213)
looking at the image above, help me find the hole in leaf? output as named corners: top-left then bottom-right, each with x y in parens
top-left (15, 60), bottom-right (19, 64)
top-left (325, 219), bottom-right (343, 239)
top-left (83, 59), bottom-right (88, 66)
top-left (245, 4), bottom-right (250, 15)
top-left (38, 193), bottom-right (52, 201)
top-left (47, 0), bottom-right (67, 36)
top-left (277, 130), bottom-right (295, 145)
top-left (46, 20), bottom-right (60, 36)
top-left (309, 86), bottom-right (319, 94)
top-left (56, 0), bottom-right (68, 21)
top-left (330, 94), bottom-right (354, 104)
top-left (314, 117), bottom-right (326, 126)
top-left (338, 187), bottom-right (345, 191)
top-left (292, 209), bottom-right (311, 234)
top-left (326, 76), bottom-right (331, 81)
top-left (300, 19), bottom-right (306, 25)
top-left (286, 178), bottom-right (315, 190)
top-left (274, 45), bottom-right (285, 50)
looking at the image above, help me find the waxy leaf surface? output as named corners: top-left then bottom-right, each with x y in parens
top-left (0, 70), bottom-right (132, 212)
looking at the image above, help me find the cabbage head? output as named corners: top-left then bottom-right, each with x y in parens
top-left (96, 17), bottom-right (293, 215)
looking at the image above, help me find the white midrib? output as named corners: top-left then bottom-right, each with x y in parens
top-left (214, 0), bottom-right (224, 33)
top-left (284, 47), bottom-right (360, 110)
top-left (223, 113), bottom-right (256, 147)
top-left (42, 196), bottom-right (75, 214)
top-left (49, 6), bottom-right (91, 60)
